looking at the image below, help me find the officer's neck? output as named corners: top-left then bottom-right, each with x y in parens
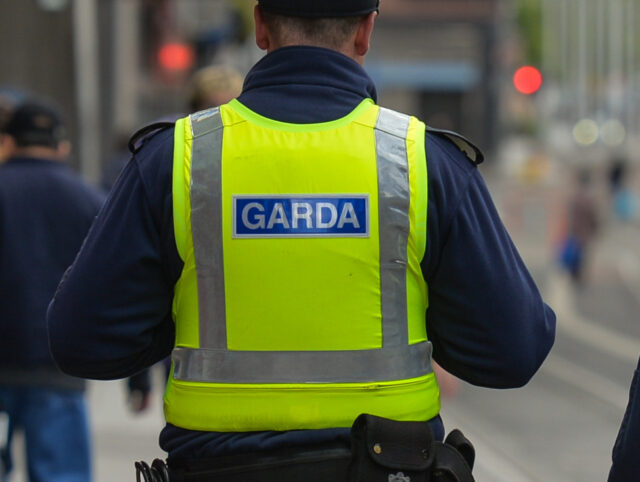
top-left (268, 41), bottom-right (363, 65)
top-left (10, 145), bottom-right (68, 163)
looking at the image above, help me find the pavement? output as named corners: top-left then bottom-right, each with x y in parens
top-left (9, 371), bottom-right (166, 482)
top-left (87, 374), bottom-right (167, 482)
top-left (440, 162), bottom-right (640, 481)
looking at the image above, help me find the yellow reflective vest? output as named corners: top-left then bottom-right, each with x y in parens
top-left (165, 98), bottom-right (441, 432)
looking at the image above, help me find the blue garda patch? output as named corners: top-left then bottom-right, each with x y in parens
top-left (233, 195), bottom-right (369, 238)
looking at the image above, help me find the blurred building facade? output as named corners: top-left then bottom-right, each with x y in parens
top-left (0, 0), bottom-right (505, 182)
top-left (0, 2), bottom-right (76, 161)
top-left (372, 0), bottom-right (501, 152)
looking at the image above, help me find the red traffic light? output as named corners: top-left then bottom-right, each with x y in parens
top-left (158, 42), bottom-right (195, 72)
top-left (513, 66), bottom-right (543, 95)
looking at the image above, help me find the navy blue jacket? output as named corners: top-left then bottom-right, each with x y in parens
top-left (609, 357), bottom-right (640, 481)
top-left (0, 156), bottom-right (104, 390)
top-left (47, 47), bottom-right (556, 458)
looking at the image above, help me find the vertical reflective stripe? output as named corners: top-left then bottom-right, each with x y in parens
top-left (189, 108), bottom-right (226, 349)
top-left (375, 108), bottom-right (411, 347)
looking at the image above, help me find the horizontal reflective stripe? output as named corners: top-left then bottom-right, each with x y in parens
top-left (172, 342), bottom-right (433, 384)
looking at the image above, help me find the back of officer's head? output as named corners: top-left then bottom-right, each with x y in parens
top-left (0, 99), bottom-right (70, 160)
top-left (255, 0), bottom-right (379, 58)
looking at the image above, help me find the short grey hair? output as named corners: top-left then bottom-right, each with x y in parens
top-left (262, 12), bottom-right (364, 50)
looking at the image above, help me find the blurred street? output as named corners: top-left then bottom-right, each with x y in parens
top-left (9, 369), bottom-right (166, 482)
top-left (440, 157), bottom-right (640, 481)
top-left (5, 148), bottom-right (638, 482)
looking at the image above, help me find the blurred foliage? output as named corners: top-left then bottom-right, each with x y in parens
top-left (516, 0), bottom-right (542, 65)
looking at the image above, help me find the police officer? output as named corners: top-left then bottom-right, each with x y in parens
top-left (47, 1), bottom-right (556, 480)
top-left (608, 356), bottom-right (640, 480)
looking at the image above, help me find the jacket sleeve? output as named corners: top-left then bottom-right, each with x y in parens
top-left (422, 133), bottom-right (556, 388)
top-left (47, 128), bottom-right (179, 380)
top-left (608, 358), bottom-right (640, 481)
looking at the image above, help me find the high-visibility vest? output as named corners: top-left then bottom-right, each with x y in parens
top-left (166, 98), bottom-right (440, 432)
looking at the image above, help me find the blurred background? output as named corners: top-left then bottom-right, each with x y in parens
top-left (2, 0), bottom-right (640, 480)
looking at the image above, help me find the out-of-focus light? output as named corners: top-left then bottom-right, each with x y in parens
top-left (513, 66), bottom-right (543, 95)
top-left (573, 119), bottom-right (599, 146)
top-left (158, 42), bottom-right (195, 72)
top-left (601, 119), bottom-right (626, 146)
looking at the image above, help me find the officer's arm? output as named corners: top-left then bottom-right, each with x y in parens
top-left (423, 133), bottom-right (556, 388)
top-left (47, 128), bottom-right (178, 380)
top-left (608, 357), bottom-right (640, 481)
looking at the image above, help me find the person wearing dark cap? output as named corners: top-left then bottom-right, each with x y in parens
top-left (187, 64), bottom-right (244, 113)
top-left (47, 2), bottom-right (555, 481)
top-left (0, 91), bottom-right (22, 163)
top-left (0, 99), bottom-right (105, 482)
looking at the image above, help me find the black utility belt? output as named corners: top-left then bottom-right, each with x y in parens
top-left (165, 445), bottom-right (351, 482)
top-left (136, 414), bottom-right (475, 482)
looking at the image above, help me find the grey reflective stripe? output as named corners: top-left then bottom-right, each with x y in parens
top-left (375, 107), bottom-right (411, 347)
top-left (172, 342), bottom-right (431, 383)
top-left (180, 105), bottom-right (432, 384)
top-left (189, 108), bottom-right (227, 349)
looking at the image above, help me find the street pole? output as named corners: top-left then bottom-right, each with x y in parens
top-left (540, 0), bottom-right (557, 130)
top-left (577, 0), bottom-right (588, 120)
top-left (595, 0), bottom-right (606, 124)
top-left (72, 0), bottom-right (101, 184)
top-left (541, 0), bottom-right (551, 78)
top-left (625, 0), bottom-right (636, 141)
top-left (608, 0), bottom-right (624, 119)
top-left (113, 0), bottom-right (141, 133)
top-left (559, 0), bottom-right (570, 121)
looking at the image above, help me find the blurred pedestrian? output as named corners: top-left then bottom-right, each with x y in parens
top-left (0, 92), bottom-right (20, 163)
top-left (559, 168), bottom-right (600, 285)
top-left (608, 357), bottom-right (640, 481)
top-left (608, 157), bottom-right (627, 195)
top-left (187, 64), bottom-right (244, 113)
top-left (608, 157), bottom-right (637, 223)
top-left (102, 65), bottom-right (243, 195)
top-left (0, 99), bottom-right (105, 482)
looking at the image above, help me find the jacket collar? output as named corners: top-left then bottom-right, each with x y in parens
top-left (238, 46), bottom-right (377, 123)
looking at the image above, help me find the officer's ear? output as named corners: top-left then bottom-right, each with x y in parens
top-left (55, 140), bottom-right (71, 161)
top-left (254, 5), bottom-right (272, 52)
top-left (0, 134), bottom-right (16, 160)
top-left (353, 11), bottom-right (377, 61)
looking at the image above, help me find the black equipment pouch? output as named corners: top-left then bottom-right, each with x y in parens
top-left (349, 414), bottom-right (435, 481)
top-left (431, 429), bottom-right (476, 482)
top-left (348, 414), bottom-right (475, 482)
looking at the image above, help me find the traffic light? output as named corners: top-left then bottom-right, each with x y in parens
top-left (513, 66), bottom-right (543, 95)
top-left (157, 42), bottom-right (195, 73)
top-left (155, 41), bottom-right (195, 86)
